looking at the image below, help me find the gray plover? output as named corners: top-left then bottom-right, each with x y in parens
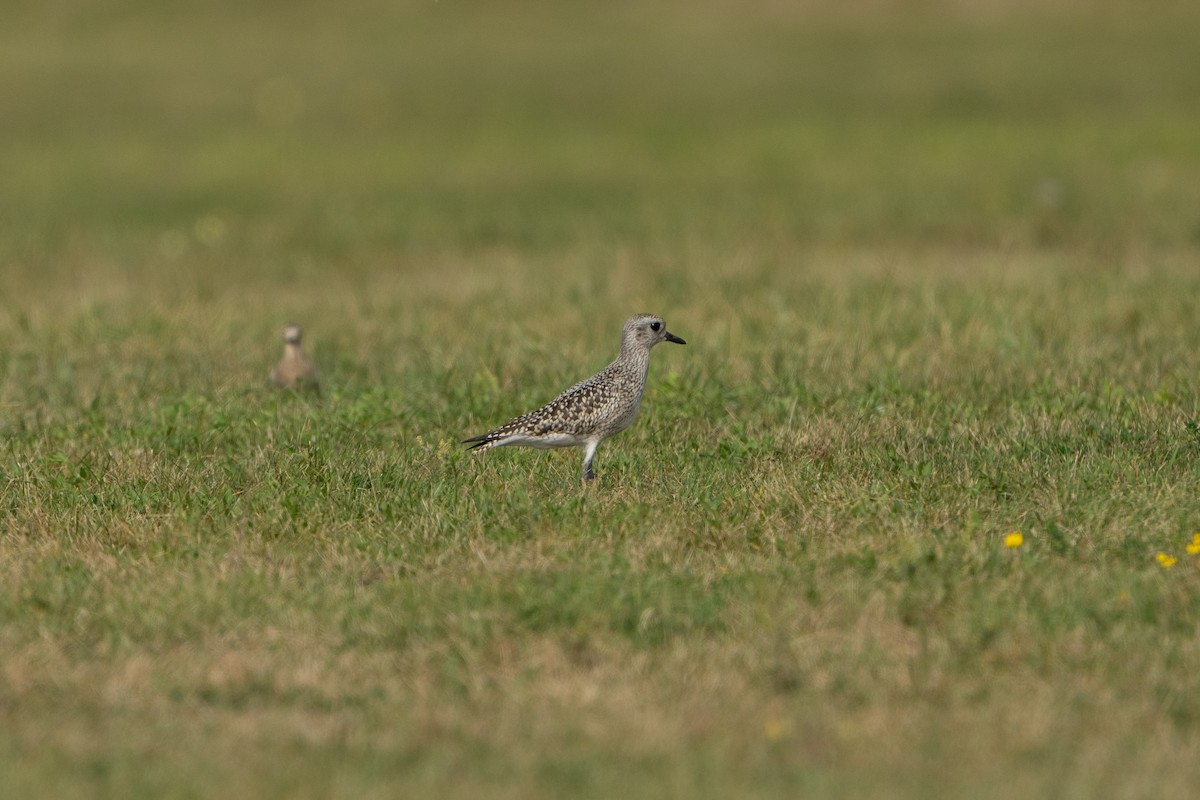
top-left (463, 313), bottom-right (686, 485)
top-left (269, 323), bottom-right (320, 392)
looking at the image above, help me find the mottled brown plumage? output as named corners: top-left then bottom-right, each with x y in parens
top-left (463, 313), bottom-right (686, 485)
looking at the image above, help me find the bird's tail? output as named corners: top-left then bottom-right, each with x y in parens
top-left (462, 431), bottom-right (501, 451)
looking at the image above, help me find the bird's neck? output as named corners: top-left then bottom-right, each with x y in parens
top-left (284, 343), bottom-right (303, 358)
top-left (617, 342), bottom-right (651, 376)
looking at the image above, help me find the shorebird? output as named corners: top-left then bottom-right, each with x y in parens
top-left (463, 313), bottom-right (686, 486)
top-left (269, 323), bottom-right (320, 392)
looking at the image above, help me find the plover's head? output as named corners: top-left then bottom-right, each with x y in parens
top-left (282, 324), bottom-right (303, 345)
top-left (623, 313), bottom-right (686, 352)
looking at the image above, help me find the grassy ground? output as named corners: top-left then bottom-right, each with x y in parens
top-left (3, 1), bottom-right (1200, 797)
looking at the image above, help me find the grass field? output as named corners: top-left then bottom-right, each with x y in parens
top-left (3, 1), bottom-right (1200, 797)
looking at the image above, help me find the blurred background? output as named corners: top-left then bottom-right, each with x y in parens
top-left (4, 0), bottom-right (1198, 282)
top-left (1, 0), bottom-right (1199, 402)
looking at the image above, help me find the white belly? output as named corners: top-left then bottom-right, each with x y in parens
top-left (495, 432), bottom-right (589, 450)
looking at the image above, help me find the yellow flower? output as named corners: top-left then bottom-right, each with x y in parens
top-left (1004, 531), bottom-right (1024, 548)
top-left (1187, 533), bottom-right (1200, 555)
top-left (1156, 552), bottom-right (1177, 569)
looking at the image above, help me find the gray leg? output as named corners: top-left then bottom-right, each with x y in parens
top-left (581, 440), bottom-right (599, 486)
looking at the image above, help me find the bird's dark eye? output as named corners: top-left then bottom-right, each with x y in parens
top-left (650, 321), bottom-right (661, 332)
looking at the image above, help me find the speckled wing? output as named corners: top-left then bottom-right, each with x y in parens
top-left (463, 365), bottom-right (633, 450)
